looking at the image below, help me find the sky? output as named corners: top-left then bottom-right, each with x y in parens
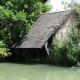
top-left (50, 0), bottom-right (65, 12)
top-left (49, 0), bottom-right (80, 12)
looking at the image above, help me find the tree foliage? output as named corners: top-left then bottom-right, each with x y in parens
top-left (0, 48), bottom-right (11, 58)
top-left (0, 0), bottom-right (52, 47)
top-left (0, 0), bottom-right (52, 58)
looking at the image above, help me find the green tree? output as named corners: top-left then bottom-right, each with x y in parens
top-left (0, 0), bottom-right (52, 47)
top-left (0, 0), bottom-right (52, 59)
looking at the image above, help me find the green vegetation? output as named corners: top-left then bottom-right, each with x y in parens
top-left (0, 0), bottom-right (52, 59)
top-left (50, 27), bottom-right (80, 66)
top-left (0, 0), bottom-right (52, 47)
top-left (49, 0), bottom-right (80, 67)
top-left (49, 0), bottom-right (79, 66)
top-left (0, 0), bottom-right (80, 67)
top-left (0, 48), bottom-right (11, 58)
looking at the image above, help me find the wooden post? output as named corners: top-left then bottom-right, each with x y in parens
top-left (44, 42), bottom-right (50, 59)
top-left (44, 34), bottom-right (54, 59)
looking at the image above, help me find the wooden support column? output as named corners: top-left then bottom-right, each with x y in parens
top-left (44, 34), bottom-right (54, 59)
top-left (44, 42), bottom-right (50, 59)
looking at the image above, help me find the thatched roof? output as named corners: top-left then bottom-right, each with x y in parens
top-left (12, 10), bottom-right (76, 48)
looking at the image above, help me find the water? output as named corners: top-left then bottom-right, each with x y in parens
top-left (0, 63), bottom-right (80, 80)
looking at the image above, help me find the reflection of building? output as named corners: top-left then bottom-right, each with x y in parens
top-left (12, 10), bottom-right (79, 58)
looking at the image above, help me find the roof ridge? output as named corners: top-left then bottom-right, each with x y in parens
top-left (40, 9), bottom-right (75, 15)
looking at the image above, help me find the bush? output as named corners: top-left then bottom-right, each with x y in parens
top-left (0, 48), bottom-right (11, 58)
top-left (0, 6), bottom-right (31, 47)
top-left (50, 27), bottom-right (80, 66)
top-left (0, 0), bottom-right (52, 47)
top-left (0, 0), bottom-right (52, 60)
top-left (0, 40), bottom-right (11, 59)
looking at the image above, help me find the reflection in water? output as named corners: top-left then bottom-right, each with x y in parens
top-left (0, 63), bottom-right (80, 80)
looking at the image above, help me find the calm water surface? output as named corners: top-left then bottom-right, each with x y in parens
top-left (0, 63), bottom-right (80, 80)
